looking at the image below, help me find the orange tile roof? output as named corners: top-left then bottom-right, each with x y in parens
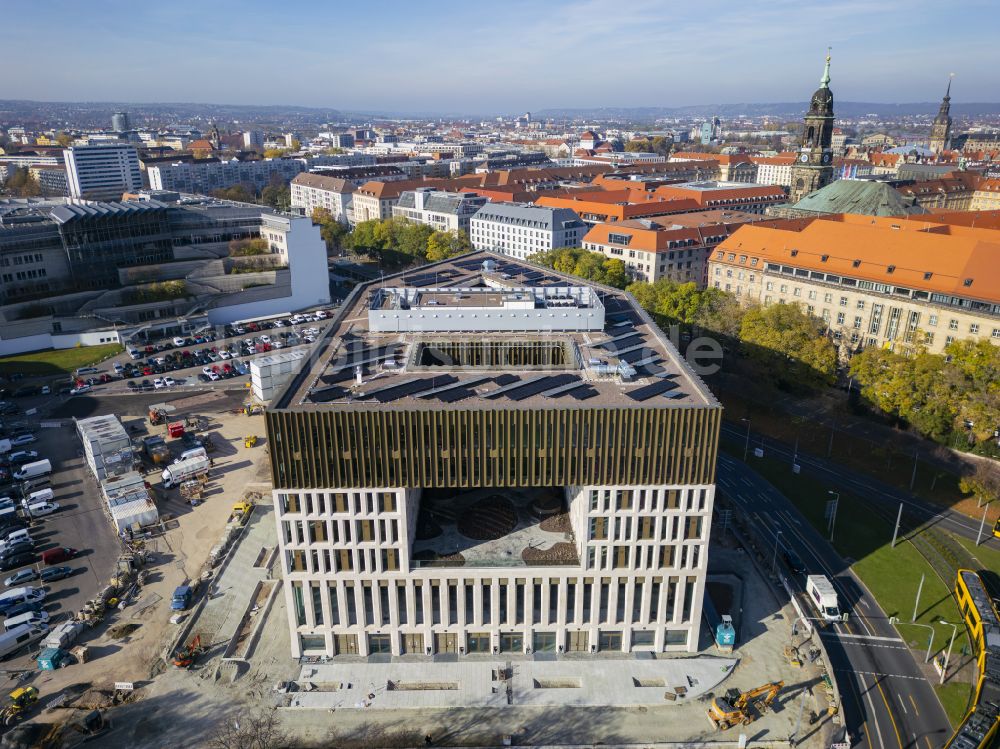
top-left (717, 216), bottom-right (1000, 301)
top-left (751, 155), bottom-right (796, 166)
top-left (584, 210), bottom-right (771, 253)
top-left (537, 193), bottom-right (700, 221)
top-left (653, 183), bottom-right (786, 205)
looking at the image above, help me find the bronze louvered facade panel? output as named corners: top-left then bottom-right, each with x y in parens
top-left (266, 406), bottom-right (720, 489)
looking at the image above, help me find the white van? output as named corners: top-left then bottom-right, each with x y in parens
top-left (175, 447), bottom-right (207, 464)
top-left (74, 367), bottom-right (100, 377)
top-left (3, 610), bottom-right (48, 632)
top-left (0, 587), bottom-right (44, 612)
top-left (0, 529), bottom-right (31, 548)
top-left (0, 624), bottom-right (48, 660)
top-left (26, 488), bottom-right (53, 505)
top-left (23, 501), bottom-right (58, 518)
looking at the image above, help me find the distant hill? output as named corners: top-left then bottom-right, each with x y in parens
top-left (533, 102), bottom-right (1000, 120)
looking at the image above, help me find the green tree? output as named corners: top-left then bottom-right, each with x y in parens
top-left (211, 184), bottom-right (255, 203)
top-left (624, 279), bottom-right (726, 326)
top-left (959, 462), bottom-right (1000, 508)
top-left (311, 207), bottom-right (333, 225)
top-left (2, 167), bottom-right (42, 198)
top-left (625, 139), bottom-right (651, 153)
top-left (739, 303), bottom-right (837, 390)
top-left (261, 183), bottom-right (291, 211)
top-left (529, 247), bottom-right (630, 289)
top-left (426, 230), bottom-right (471, 261)
top-left (320, 221), bottom-right (348, 253)
top-left (55, 132), bottom-right (73, 147)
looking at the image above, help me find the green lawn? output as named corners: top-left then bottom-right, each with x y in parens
top-left (723, 444), bottom-right (976, 726)
top-left (953, 533), bottom-right (1000, 574)
top-left (0, 343), bottom-right (123, 377)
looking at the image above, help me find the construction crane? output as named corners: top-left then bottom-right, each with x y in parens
top-left (708, 681), bottom-right (784, 730)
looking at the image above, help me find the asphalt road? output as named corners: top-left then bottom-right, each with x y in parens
top-left (719, 421), bottom-right (997, 548)
top-left (717, 452), bottom-right (952, 749)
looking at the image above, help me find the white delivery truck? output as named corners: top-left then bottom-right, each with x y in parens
top-left (161, 455), bottom-right (210, 489)
top-left (13, 459), bottom-right (51, 482)
top-left (806, 575), bottom-right (842, 622)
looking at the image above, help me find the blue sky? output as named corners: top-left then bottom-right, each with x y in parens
top-left (7, 0), bottom-right (998, 113)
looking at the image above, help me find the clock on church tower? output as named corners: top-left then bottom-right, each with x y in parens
top-left (789, 52), bottom-right (836, 204)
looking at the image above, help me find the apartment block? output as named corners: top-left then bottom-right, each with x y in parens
top-left (391, 188), bottom-right (487, 233)
top-left (583, 210), bottom-right (769, 284)
top-left (470, 203), bottom-right (586, 259)
top-left (147, 158), bottom-right (305, 194)
top-left (290, 173), bottom-right (355, 223)
top-left (63, 144), bottom-right (142, 200)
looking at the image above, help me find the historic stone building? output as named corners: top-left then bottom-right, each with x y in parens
top-left (789, 53), bottom-right (836, 204)
top-left (929, 77), bottom-right (954, 155)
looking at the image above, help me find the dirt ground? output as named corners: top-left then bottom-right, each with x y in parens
top-left (15, 405), bottom-right (270, 721)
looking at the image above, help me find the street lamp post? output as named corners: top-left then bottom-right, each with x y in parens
top-left (771, 530), bottom-right (783, 577)
top-left (937, 619), bottom-right (958, 685)
top-left (827, 491), bottom-right (840, 543)
top-left (890, 617), bottom-right (934, 663)
top-left (742, 417), bottom-right (752, 461)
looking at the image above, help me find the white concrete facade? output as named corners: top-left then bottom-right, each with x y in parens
top-left (276, 481), bottom-right (712, 659)
top-left (470, 203), bottom-right (586, 260)
top-left (63, 144), bottom-right (142, 200)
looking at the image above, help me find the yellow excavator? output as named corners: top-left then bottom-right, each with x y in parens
top-left (708, 681), bottom-right (784, 730)
top-left (1, 687), bottom-right (39, 726)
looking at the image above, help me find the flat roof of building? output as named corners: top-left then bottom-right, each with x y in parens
top-left (276, 251), bottom-right (717, 411)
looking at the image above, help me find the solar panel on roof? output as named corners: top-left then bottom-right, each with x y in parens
top-left (620, 348), bottom-right (654, 364)
top-left (492, 374), bottom-right (519, 387)
top-left (542, 380), bottom-right (589, 398)
top-left (434, 388), bottom-right (476, 403)
top-left (506, 374), bottom-right (578, 402)
top-left (626, 379), bottom-right (679, 402)
top-left (310, 386), bottom-right (350, 403)
top-left (600, 334), bottom-right (643, 353)
top-left (361, 376), bottom-right (459, 403)
top-left (570, 387), bottom-right (598, 401)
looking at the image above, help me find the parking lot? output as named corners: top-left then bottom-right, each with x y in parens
top-left (0, 423), bottom-right (124, 668)
top-left (101, 313), bottom-right (332, 395)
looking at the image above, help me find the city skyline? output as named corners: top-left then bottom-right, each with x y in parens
top-left (5, 0), bottom-right (998, 114)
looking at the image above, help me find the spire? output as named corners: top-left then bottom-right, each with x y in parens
top-left (944, 72), bottom-right (954, 101)
top-left (820, 48), bottom-right (831, 89)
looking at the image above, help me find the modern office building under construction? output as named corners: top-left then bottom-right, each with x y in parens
top-left (267, 252), bottom-right (720, 658)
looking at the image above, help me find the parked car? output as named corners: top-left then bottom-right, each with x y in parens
top-left (39, 566), bottom-right (72, 583)
top-left (0, 553), bottom-right (36, 571)
top-left (41, 548), bottom-right (76, 565)
top-left (3, 568), bottom-right (38, 587)
top-left (153, 379), bottom-right (165, 389)
top-left (163, 377), bottom-right (176, 387)
top-left (68, 385), bottom-right (90, 396)
top-left (5, 452), bottom-right (38, 466)
top-left (9, 435), bottom-right (35, 447)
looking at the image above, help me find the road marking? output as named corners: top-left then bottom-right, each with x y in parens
top-left (822, 632), bottom-right (904, 643)
top-left (835, 669), bottom-right (927, 682)
top-left (874, 676), bottom-right (904, 749)
top-left (855, 672), bottom-right (884, 749)
top-left (923, 737), bottom-right (933, 749)
top-left (897, 694), bottom-right (907, 715)
top-left (909, 694), bottom-right (920, 718)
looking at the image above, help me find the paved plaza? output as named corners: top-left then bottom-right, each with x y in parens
top-left (290, 655), bottom-right (738, 709)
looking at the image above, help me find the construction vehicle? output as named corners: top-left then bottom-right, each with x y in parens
top-left (148, 407), bottom-right (167, 426)
top-left (708, 681), bottom-right (784, 730)
top-left (142, 435), bottom-right (170, 465)
top-left (162, 454), bottom-right (210, 489)
top-left (172, 634), bottom-right (204, 668)
top-left (1, 686), bottom-right (38, 726)
top-left (244, 434), bottom-right (258, 448)
top-left (230, 500), bottom-right (254, 523)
